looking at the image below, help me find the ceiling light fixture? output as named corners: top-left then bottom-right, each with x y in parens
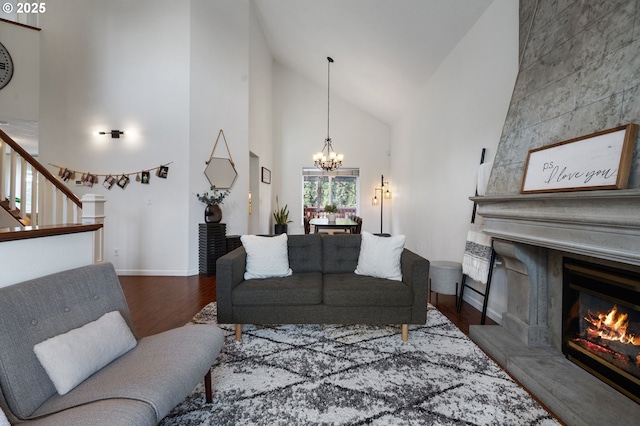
top-left (313, 57), bottom-right (344, 172)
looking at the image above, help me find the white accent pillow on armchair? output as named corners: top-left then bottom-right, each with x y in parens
top-left (0, 405), bottom-right (9, 426)
top-left (33, 311), bottom-right (137, 395)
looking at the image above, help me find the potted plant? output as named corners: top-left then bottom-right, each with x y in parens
top-left (324, 204), bottom-right (339, 222)
top-left (196, 185), bottom-right (230, 223)
top-left (273, 196), bottom-right (292, 234)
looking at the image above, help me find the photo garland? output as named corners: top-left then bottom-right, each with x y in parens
top-left (51, 162), bottom-right (172, 190)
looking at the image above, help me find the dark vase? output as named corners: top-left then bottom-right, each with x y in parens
top-left (274, 224), bottom-right (288, 235)
top-left (204, 204), bottom-right (222, 223)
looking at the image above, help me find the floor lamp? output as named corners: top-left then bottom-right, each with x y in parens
top-left (372, 175), bottom-right (391, 234)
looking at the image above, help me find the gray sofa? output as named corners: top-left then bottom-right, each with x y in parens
top-left (216, 234), bottom-right (430, 341)
top-left (0, 262), bottom-right (224, 426)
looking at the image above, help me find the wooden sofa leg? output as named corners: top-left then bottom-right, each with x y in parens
top-left (204, 370), bottom-right (212, 403)
top-left (235, 324), bottom-right (242, 341)
top-left (401, 324), bottom-right (408, 342)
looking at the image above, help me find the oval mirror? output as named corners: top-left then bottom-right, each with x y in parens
top-left (204, 157), bottom-right (238, 189)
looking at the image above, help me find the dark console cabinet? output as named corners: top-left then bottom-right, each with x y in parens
top-left (198, 223), bottom-right (226, 276)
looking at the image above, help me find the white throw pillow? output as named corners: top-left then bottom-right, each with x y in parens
top-left (241, 233), bottom-right (293, 280)
top-left (355, 231), bottom-right (406, 281)
top-left (33, 311), bottom-right (137, 395)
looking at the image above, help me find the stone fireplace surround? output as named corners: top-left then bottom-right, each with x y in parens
top-left (470, 189), bottom-right (640, 425)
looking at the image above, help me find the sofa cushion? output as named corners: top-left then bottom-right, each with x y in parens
top-left (322, 234), bottom-right (361, 273)
top-left (30, 324), bottom-right (224, 422)
top-left (354, 231), bottom-right (406, 281)
top-left (233, 272), bottom-right (323, 306)
top-left (34, 311), bottom-right (137, 395)
top-left (323, 273), bottom-right (413, 307)
top-left (22, 399), bottom-right (156, 426)
top-left (287, 234), bottom-right (323, 272)
top-left (241, 234), bottom-right (293, 279)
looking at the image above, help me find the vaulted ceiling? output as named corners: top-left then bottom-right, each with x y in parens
top-left (253, 0), bottom-right (493, 124)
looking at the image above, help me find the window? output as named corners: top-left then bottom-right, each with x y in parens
top-left (303, 168), bottom-right (359, 217)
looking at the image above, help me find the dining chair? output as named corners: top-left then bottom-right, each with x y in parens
top-left (304, 217), bottom-right (311, 234)
top-left (334, 215), bottom-right (361, 234)
top-left (353, 216), bottom-right (363, 234)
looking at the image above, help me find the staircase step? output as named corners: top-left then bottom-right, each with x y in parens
top-left (1, 199), bottom-right (26, 223)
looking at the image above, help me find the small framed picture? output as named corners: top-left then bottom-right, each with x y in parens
top-left (61, 168), bottom-right (72, 182)
top-left (117, 174), bottom-right (130, 189)
top-left (141, 170), bottom-right (150, 184)
top-left (520, 123), bottom-right (637, 193)
top-left (83, 173), bottom-right (97, 188)
top-left (157, 165), bottom-right (169, 179)
top-left (261, 167), bottom-right (271, 184)
top-left (103, 175), bottom-right (116, 190)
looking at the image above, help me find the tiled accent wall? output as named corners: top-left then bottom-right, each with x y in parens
top-left (487, 0), bottom-right (640, 195)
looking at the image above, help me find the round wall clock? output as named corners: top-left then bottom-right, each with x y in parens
top-left (0, 42), bottom-right (14, 90)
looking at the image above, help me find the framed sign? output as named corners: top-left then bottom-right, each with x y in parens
top-left (520, 124), bottom-right (638, 193)
top-left (261, 167), bottom-right (271, 184)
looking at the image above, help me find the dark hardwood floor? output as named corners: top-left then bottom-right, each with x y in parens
top-left (119, 274), bottom-right (493, 338)
top-left (119, 274), bottom-right (216, 337)
top-left (429, 293), bottom-right (498, 332)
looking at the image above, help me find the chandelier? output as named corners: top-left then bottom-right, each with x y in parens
top-left (313, 57), bottom-right (344, 172)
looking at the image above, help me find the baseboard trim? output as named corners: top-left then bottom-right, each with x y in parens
top-left (115, 269), bottom-right (195, 276)
top-left (461, 293), bottom-right (503, 324)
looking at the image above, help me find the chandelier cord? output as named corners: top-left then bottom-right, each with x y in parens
top-left (326, 57), bottom-right (333, 144)
top-left (313, 56), bottom-right (342, 172)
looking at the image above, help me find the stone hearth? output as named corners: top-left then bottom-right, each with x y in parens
top-left (470, 190), bottom-right (640, 426)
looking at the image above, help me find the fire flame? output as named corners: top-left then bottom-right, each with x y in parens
top-left (585, 305), bottom-right (640, 346)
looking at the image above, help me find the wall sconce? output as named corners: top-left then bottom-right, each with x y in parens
top-left (372, 174), bottom-right (391, 234)
top-left (98, 130), bottom-right (125, 138)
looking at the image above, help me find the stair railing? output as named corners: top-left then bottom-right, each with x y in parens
top-left (0, 128), bottom-right (82, 226)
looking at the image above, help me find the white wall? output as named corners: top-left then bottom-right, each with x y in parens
top-left (391, 0), bottom-right (519, 322)
top-left (248, 3), bottom-right (274, 235)
top-left (273, 63), bottom-right (391, 235)
top-left (0, 20), bottom-right (39, 121)
top-left (0, 231), bottom-right (94, 287)
top-left (37, 0), bottom-right (254, 276)
top-left (188, 0), bottom-right (251, 273)
top-left (39, 0), bottom-right (192, 275)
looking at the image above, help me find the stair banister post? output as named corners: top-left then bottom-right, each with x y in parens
top-left (80, 194), bottom-right (106, 263)
top-left (0, 139), bottom-right (5, 202)
top-left (9, 149), bottom-right (17, 210)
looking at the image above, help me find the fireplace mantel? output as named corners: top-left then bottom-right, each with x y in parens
top-left (471, 189), bottom-right (640, 425)
top-left (473, 189), bottom-right (640, 267)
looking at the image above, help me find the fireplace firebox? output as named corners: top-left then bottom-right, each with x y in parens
top-left (563, 259), bottom-right (640, 403)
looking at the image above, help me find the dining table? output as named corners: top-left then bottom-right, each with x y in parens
top-left (309, 217), bottom-right (358, 234)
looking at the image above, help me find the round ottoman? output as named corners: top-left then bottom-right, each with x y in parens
top-left (429, 260), bottom-right (462, 305)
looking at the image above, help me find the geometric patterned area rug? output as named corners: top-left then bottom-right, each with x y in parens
top-left (160, 303), bottom-right (560, 425)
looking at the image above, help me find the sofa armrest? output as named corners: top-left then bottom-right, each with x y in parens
top-left (216, 247), bottom-right (247, 323)
top-left (400, 249), bottom-right (430, 323)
